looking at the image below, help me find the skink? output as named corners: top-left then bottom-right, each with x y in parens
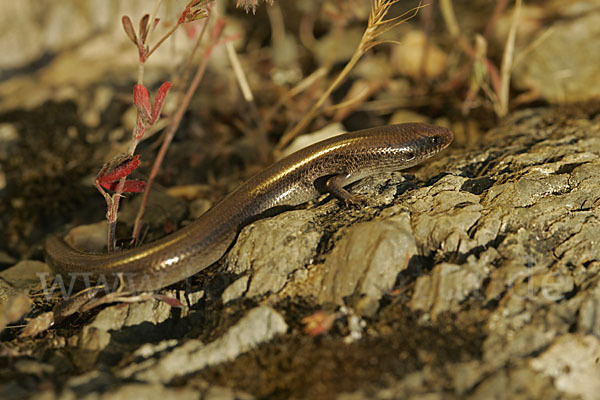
top-left (44, 123), bottom-right (453, 294)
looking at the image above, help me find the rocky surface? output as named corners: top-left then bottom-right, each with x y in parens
top-left (1, 106), bottom-right (600, 399)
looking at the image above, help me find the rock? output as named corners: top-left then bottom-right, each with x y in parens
top-left (408, 249), bottom-right (496, 320)
top-left (317, 217), bottom-right (417, 316)
top-left (221, 275), bottom-right (250, 304)
top-left (0, 291), bottom-right (30, 334)
top-left (225, 209), bottom-right (323, 298)
top-left (577, 284), bottom-right (600, 336)
top-left (530, 334), bottom-right (600, 400)
top-left (467, 367), bottom-right (567, 400)
top-left (72, 299), bottom-right (174, 369)
top-left (128, 306), bottom-right (287, 383)
top-left (0, 260), bottom-right (51, 291)
top-left (217, 106), bottom-right (600, 397)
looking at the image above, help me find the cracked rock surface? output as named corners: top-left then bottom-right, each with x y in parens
top-left (2, 106), bottom-right (600, 399)
top-left (218, 106), bottom-right (600, 399)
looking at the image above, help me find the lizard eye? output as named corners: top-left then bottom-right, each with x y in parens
top-left (405, 151), bottom-right (416, 160)
top-left (430, 135), bottom-right (439, 145)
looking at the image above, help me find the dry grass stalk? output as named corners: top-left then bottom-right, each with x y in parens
top-left (275, 0), bottom-right (426, 153)
top-left (497, 0), bottom-right (522, 117)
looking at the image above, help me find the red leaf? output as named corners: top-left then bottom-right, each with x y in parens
top-left (133, 84), bottom-right (152, 123)
top-left (134, 118), bottom-right (147, 140)
top-left (151, 82), bottom-right (171, 123)
top-left (139, 14), bottom-right (150, 44)
top-left (100, 180), bottom-right (146, 193)
top-left (180, 0), bottom-right (209, 24)
top-left (122, 180), bottom-right (146, 193)
top-left (178, 4), bottom-right (191, 24)
top-left (122, 16), bottom-right (138, 45)
top-left (99, 180), bottom-right (113, 191)
top-left (97, 155), bottom-right (140, 184)
top-left (138, 15), bottom-right (159, 44)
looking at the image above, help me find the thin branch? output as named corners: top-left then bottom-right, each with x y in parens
top-left (146, 24), bottom-right (180, 59)
top-left (226, 41), bottom-right (253, 102)
top-left (147, 0), bottom-right (164, 41)
top-left (173, 14), bottom-right (212, 110)
top-left (439, 0), bottom-right (459, 38)
top-left (263, 67), bottom-right (328, 125)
